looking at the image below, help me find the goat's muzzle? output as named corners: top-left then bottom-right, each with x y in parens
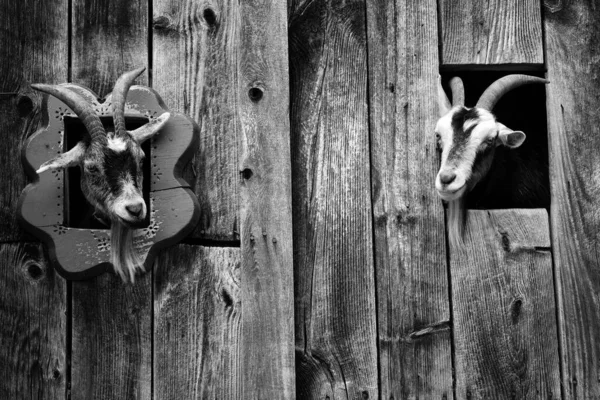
top-left (436, 167), bottom-right (467, 201)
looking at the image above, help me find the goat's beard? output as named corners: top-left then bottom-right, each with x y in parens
top-left (110, 222), bottom-right (144, 283)
top-left (446, 196), bottom-right (466, 249)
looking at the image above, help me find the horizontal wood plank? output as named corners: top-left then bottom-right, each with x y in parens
top-left (451, 209), bottom-right (560, 399)
top-left (439, 0), bottom-right (543, 67)
top-left (289, 1), bottom-right (379, 398)
top-left (154, 245), bottom-right (242, 399)
top-left (545, 1), bottom-right (600, 397)
top-left (0, 243), bottom-right (66, 399)
top-left (366, 0), bottom-right (453, 397)
top-left (153, 0), bottom-right (240, 242)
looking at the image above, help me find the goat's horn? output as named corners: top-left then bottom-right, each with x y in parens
top-left (477, 74), bottom-right (549, 110)
top-left (31, 84), bottom-right (106, 141)
top-left (449, 77), bottom-right (465, 106)
top-left (112, 67), bottom-right (146, 136)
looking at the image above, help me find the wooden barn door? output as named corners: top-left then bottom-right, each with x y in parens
top-left (0, 0), bottom-right (294, 399)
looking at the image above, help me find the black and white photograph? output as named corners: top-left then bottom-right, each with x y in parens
top-left (0, 0), bottom-right (596, 398)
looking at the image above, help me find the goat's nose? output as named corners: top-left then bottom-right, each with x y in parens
top-left (126, 202), bottom-right (143, 217)
top-left (439, 171), bottom-right (456, 185)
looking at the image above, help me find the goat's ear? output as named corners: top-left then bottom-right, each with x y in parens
top-left (496, 122), bottom-right (526, 148)
top-left (36, 142), bottom-right (86, 174)
top-left (438, 75), bottom-right (451, 116)
top-left (130, 112), bottom-right (170, 144)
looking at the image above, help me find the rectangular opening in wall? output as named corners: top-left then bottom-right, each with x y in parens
top-left (440, 71), bottom-right (549, 210)
top-left (63, 115), bottom-right (152, 229)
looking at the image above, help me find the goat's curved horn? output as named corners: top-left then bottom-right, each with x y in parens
top-left (477, 74), bottom-right (549, 110)
top-left (31, 84), bottom-right (106, 141)
top-left (449, 77), bottom-right (465, 106)
top-left (112, 67), bottom-right (146, 136)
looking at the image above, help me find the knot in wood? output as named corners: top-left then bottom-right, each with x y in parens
top-left (17, 95), bottom-right (34, 117)
top-left (248, 87), bottom-right (264, 102)
top-left (203, 8), bottom-right (217, 27)
top-left (241, 168), bottom-right (253, 180)
top-left (153, 15), bottom-right (171, 30)
top-left (25, 261), bottom-right (44, 280)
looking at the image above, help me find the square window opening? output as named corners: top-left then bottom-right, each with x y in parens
top-left (63, 115), bottom-right (152, 229)
top-left (440, 71), bottom-right (550, 210)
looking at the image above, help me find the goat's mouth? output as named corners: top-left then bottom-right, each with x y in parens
top-left (116, 216), bottom-right (146, 229)
top-left (436, 185), bottom-right (466, 201)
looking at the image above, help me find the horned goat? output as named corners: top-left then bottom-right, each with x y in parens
top-left (435, 75), bottom-right (549, 248)
top-left (32, 68), bottom-right (170, 282)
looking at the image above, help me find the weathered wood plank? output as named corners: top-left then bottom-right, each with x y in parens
top-left (238, 0), bottom-right (295, 398)
top-left (0, 0), bottom-right (68, 241)
top-left (154, 245), bottom-right (242, 399)
top-left (289, 2), bottom-right (379, 398)
top-left (72, 0), bottom-right (148, 93)
top-left (0, 243), bottom-right (67, 399)
top-left (71, 273), bottom-right (152, 399)
top-left (0, 3), bottom-right (68, 399)
top-left (366, 0), bottom-right (453, 398)
top-left (153, 0), bottom-right (240, 242)
top-left (451, 209), bottom-right (560, 399)
top-left (70, 1), bottom-right (151, 398)
top-left (545, 1), bottom-right (600, 397)
top-left (439, 0), bottom-right (543, 67)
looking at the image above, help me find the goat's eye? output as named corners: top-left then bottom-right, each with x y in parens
top-left (85, 164), bottom-right (99, 174)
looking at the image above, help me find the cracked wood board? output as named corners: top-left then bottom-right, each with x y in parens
top-left (450, 209), bottom-right (560, 398)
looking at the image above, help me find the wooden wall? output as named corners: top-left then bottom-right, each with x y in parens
top-left (0, 0), bottom-right (598, 399)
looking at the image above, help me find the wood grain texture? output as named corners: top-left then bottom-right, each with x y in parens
top-left (238, 0), bottom-right (295, 397)
top-left (289, 1), bottom-right (379, 398)
top-left (451, 209), bottom-right (560, 399)
top-left (439, 0), bottom-right (543, 66)
top-left (0, 0), bottom-right (68, 241)
top-left (73, 0), bottom-right (148, 94)
top-left (71, 273), bottom-right (152, 399)
top-left (153, 0), bottom-right (241, 242)
top-left (70, 1), bottom-right (151, 398)
top-left (366, 0), bottom-right (453, 398)
top-left (154, 245), bottom-right (242, 399)
top-left (0, 243), bottom-right (66, 399)
top-left (545, 1), bottom-right (600, 397)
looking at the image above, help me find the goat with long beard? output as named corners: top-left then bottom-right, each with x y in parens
top-left (32, 68), bottom-right (170, 282)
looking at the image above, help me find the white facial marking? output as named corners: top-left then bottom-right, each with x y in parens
top-left (435, 108), bottom-right (498, 200)
top-left (111, 175), bottom-right (146, 223)
top-left (107, 136), bottom-right (128, 152)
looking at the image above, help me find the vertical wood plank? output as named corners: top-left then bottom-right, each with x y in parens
top-left (0, 0), bottom-right (68, 241)
top-left (0, 243), bottom-right (67, 399)
top-left (439, 0), bottom-right (544, 67)
top-left (238, 0), bottom-right (295, 398)
top-left (71, 274), bottom-right (152, 399)
top-left (70, 1), bottom-right (151, 398)
top-left (366, 0), bottom-right (453, 398)
top-left (0, 2), bottom-right (68, 400)
top-left (289, 1), bottom-right (379, 398)
top-left (72, 0), bottom-right (149, 92)
top-left (545, 1), bottom-right (600, 397)
top-left (152, 0), bottom-right (241, 242)
top-left (154, 245), bottom-right (242, 399)
top-left (451, 210), bottom-right (560, 399)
